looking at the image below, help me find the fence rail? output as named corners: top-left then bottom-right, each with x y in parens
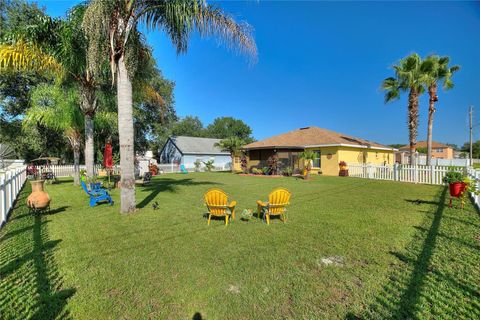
top-left (33, 163), bottom-right (229, 178)
top-left (348, 163), bottom-right (480, 211)
top-left (348, 163), bottom-right (465, 185)
top-left (1, 166), bottom-right (27, 228)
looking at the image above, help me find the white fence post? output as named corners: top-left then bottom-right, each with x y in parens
top-left (346, 162), bottom-right (470, 187)
top-left (0, 175), bottom-right (5, 227)
top-left (5, 171), bottom-right (12, 213)
top-left (0, 166), bottom-right (27, 229)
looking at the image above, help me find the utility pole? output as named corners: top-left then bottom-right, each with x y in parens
top-left (469, 106), bottom-right (473, 165)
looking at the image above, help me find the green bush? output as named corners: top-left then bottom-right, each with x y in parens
top-left (443, 169), bottom-right (464, 184)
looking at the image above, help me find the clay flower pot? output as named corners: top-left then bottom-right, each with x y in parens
top-left (27, 180), bottom-right (51, 210)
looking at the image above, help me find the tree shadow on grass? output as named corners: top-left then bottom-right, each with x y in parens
top-left (347, 187), bottom-right (480, 319)
top-left (137, 178), bottom-right (222, 209)
top-left (0, 188), bottom-right (75, 319)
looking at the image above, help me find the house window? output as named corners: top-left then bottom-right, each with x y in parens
top-left (313, 151), bottom-right (321, 168)
top-left (435, 148), bottom-right (443, 153)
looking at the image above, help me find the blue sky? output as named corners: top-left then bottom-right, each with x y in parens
top-left (32, 1), bottom-right (480, 147)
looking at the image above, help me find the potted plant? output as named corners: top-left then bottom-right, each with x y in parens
top-left (443, 169), bottom-right (466, 197)
top-left (240, 209), bottom-right (253, 221)
top-left (339, 161), bottom-right (349, 177)
top-left (299, 151), bottom-right (315, 179)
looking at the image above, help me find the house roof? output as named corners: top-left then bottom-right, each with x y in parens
top-left (398, 141), bottom-right (452, 151)
top-left (167, 136), bottom-right (229, 155)
top-left (243, 126), bottom-right (394, 151)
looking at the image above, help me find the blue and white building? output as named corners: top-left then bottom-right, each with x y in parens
top-left (159, 136), bottom-right (231, 170)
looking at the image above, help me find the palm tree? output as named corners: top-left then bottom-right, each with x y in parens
top-left (0, 6), bottom-right (164, 182)
top-left (421, 55), bottom-right (460, 165)
top-left (298, 150), bottom-right (316, 180)
top-left (215, 137), bottom-right (245, 173)
top-left (0, 7), bottom-right (100, 178)
top-left (382, 53), bottom-right (426, 165)
top-left (82, 0), bottom-right (257, 213)
top-left (24, 84), bottom-right (84, 185)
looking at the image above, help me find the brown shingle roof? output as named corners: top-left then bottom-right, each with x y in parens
top-left (398, 141), bottom-right (451, 151)
top-left (243, 126), bottom-right (393, 150)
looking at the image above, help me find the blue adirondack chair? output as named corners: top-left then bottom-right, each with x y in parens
top-left (180, 164), bottom-right (188, 174)
top-left (81, 181), bottom-right (113, 207)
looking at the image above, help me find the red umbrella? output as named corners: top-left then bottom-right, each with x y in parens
top-left (103, 143), bottom-right (113, 169)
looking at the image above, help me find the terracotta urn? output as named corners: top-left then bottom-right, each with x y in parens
top-left (27, 180), bottom-right (51, 210)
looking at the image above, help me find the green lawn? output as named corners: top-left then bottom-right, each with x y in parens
top-left (1, 173), bottom-right (479, 319)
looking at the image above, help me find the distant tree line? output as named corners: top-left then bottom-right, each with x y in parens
top-left (158, 116), bottom-right (255, 147)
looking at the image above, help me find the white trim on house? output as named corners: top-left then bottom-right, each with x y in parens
top-left (304, 143), bottom-right (398, 151)
top-left (183, 152), bottom-right (229, 156)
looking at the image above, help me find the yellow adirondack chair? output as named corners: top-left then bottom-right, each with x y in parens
top-left (257, 188), bottom-right (291, 225)
top-left (204, 188), bottom-right (237, 225)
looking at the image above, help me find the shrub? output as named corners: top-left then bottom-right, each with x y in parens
top-left (267, 154), bottom-right (280, 175)
top-left (251, 168), bottom-right (262, 175)
top-left (203, 160), bottom-right (214, 172)
top-left (262, 167), bottom-right (270, 175)
top-left (283, 167), bottom-right (293, 176)
top-left (194, 160), bottom-right (202, 172)
top-left (241, 155), bottom-right (248, 173)
top-left (443, 169), bottom-right (463, 184)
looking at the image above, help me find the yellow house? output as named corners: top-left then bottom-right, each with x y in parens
top-left (243, 126), bottom-right (396, 176)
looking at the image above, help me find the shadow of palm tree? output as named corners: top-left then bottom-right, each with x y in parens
top-left (347, 187), bottom-right (480, 319)
top-left (136, 177), bottom-right (222, 208)
top-left (0, 186), bottom-right (75, 319)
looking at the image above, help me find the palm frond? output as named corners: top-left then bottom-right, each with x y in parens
top-left (0, 40), bottom-right (63, 76)
top-left (137, 0), bottom-right (257, 61)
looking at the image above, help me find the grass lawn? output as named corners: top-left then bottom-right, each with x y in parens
top-left (1, 173), bottom-right (479, 319)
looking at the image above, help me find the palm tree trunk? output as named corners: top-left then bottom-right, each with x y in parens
top-left (408, 88), bottom-right (419, 165)
top-left (73, 145), bottom-right (81, 186)
top-left (117, 55), bottom-right (136, 213)
top-left (79, 85), bottom-right (97, 178)
top-left (84, 114), bottom-right (95, 177)
top-left (426, 84), bottom-right (438, 166)
top-left (68, 134), bottom-right (82, 185)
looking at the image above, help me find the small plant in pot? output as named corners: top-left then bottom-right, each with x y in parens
top-left (299, 151), bottom-right (315, 180)
top-left (240, 209), bottom-right (253, 221)
top-left (443, 169), bottom-right (466, 197)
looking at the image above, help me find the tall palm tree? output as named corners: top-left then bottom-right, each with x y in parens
top-left (382, 53), bottom-right (426, 165)
top-left (24, 84), bottom-right (84, 184)
top-left (0, 6), bottom-right (164, 181)
top-left (0, 7), bottom-right (100, 178)
top-left (215, 137), bottom-right (245, 173)
top-left (421, 55), bottom-right (460, 165)
top-left (83, 0), bottom-right (257, 213)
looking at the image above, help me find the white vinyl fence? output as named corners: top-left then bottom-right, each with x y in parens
top-left (34, 163), bottom-right (230, 178)
top-left (348, 163), bottom-right (480, 211)
top-left (0, 166), bottom-right (27, 228)
top-left (157, 163), bottom-right (230, 173)
top-left (467, 168), bottom-right (480, 210)
top-left (348, 163), bottom-right (466, 185)
top-left (35, 164), bottom-right (121, 177)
